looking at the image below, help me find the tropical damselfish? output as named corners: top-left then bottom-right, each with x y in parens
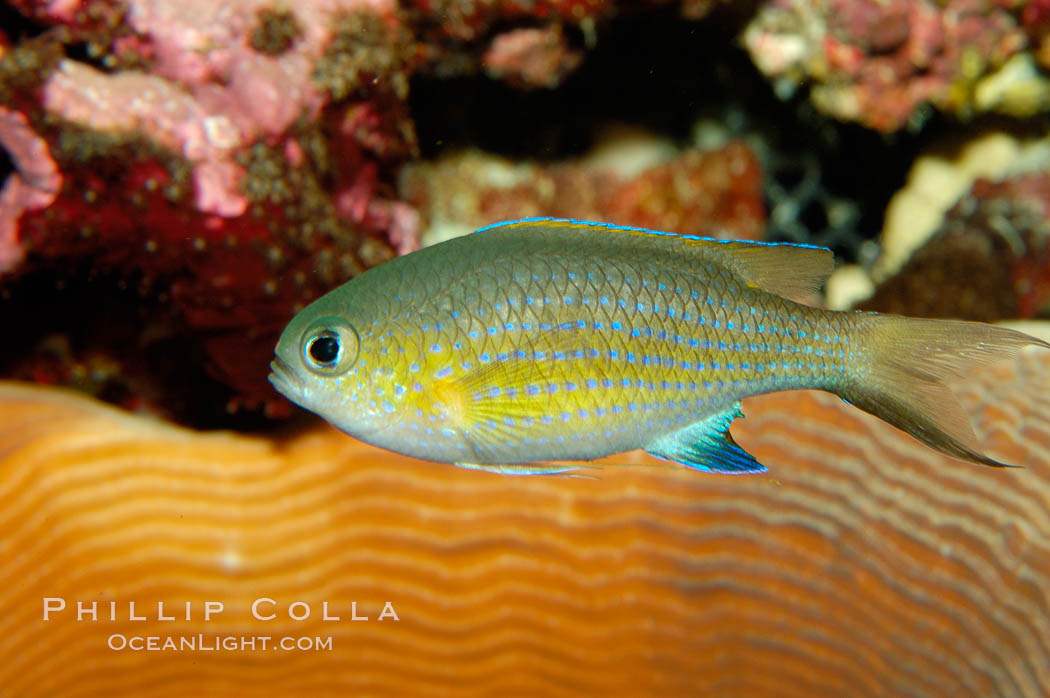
top-left (269, 218), bottom-right (1047, 474)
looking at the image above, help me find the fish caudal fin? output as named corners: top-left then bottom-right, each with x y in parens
top-left (844, 315), bottom-right (1049, 468)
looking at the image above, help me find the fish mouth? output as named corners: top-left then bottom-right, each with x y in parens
top-left (268, 357), bottom-right (303, 402)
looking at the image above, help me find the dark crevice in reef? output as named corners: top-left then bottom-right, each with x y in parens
top-left (0, 269), bottom-right (278, 431)
top-left (0, 139), bottom-right (12, 188)
top-left (0, 2), bottom-right (50, 43)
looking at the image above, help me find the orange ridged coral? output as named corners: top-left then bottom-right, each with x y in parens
top-left (1, 348), bottom-right (1049, 697)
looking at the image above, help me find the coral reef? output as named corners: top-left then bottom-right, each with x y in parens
top-left (2, 343), bottom-right (1049, 696)
top-left (2, 0), bottom-right (1049, 423)
top-left (399, 130), bottom-right (765, 246)
top-left (742, 0), bottom-right (1047, 130)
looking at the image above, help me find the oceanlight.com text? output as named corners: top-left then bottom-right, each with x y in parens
top-left (107, 634), bottom-right (334, 652)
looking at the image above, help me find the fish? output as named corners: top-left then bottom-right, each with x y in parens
top-left (269, 218), bottom-right (1048, 475)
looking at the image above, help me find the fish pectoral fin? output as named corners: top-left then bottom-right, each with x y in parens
top-left (449, 357), bottom-right (561, 455)
top-left (643, 402), bottom-right (767, 474)
top-left (454, 461), bottom-right (580, 476)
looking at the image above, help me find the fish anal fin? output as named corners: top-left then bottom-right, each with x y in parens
top-left (644, 402), bottom-right (767, 474)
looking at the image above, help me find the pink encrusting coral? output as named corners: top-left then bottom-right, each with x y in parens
top-left (42, 61), bottom-right (252, 216)
top-left (39, 0), bottom-right (402, 216)
top-left (0, 107), bottom-right (61, 274)
top-left (743, 0), bottom-right (1038, 130)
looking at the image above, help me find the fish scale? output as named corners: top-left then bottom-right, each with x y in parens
top-left (270, 218), bottom-right (1047, 474)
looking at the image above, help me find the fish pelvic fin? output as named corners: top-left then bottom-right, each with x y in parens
top-left (644, 402), bottom-right (767, 474)
top-left (844, 314), bottom-right (1050, 468)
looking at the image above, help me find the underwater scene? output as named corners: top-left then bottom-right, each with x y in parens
top-left (2, 0), bottom-right (1050, 696)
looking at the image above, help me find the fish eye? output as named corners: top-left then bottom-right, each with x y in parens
top-left (300, 317), bottom-right (358, 375)
top-left (308, 333), bottom-right (340, 365)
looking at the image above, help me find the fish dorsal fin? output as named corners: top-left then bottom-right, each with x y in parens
top-left (708, 239), bottom-right (834, 305)
top-left (644, 402), bottom-right (767, 474)
top-left (476, 218), bottom-right (834, 305)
